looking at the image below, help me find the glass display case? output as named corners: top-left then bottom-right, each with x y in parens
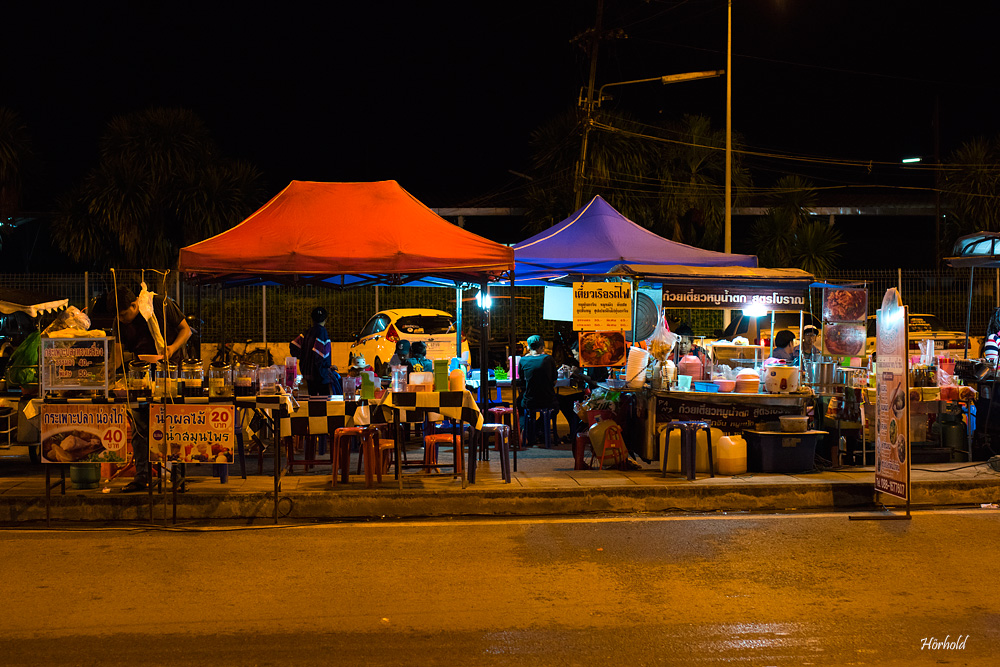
top-left (40, 336), bottom-right (112, 397)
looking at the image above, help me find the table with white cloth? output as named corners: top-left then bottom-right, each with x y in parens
top-left (381, 390), bottom-right (484, 489)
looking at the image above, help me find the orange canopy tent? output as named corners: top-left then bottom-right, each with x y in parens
top-left (178, 180), bottom-right (514, 287)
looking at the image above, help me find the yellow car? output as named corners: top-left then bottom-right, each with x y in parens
top-left (348, 309), bottom-right (469, 376)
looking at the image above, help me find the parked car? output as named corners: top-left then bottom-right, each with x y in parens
top-left (348, 309), bottom-right (469, 376)
top-left (865, 314), bottom-right (981, 359)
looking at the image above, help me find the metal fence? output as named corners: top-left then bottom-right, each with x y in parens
top-left (1, 268), bottom-right (996, 343)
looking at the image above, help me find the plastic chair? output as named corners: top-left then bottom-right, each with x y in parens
top-left (659, 420), bottom-right (714, 481)
top-left (522, 407), bottom-right (558, 448)
top-left (356, 423), bottom-right (395, 482)
top-left (588, 424), bottom-right (629, 470)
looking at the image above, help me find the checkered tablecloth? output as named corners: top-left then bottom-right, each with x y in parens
top-left (382, 390), bottom-right (484, 430)
top-left (272, 397), bottom-right (369, 438)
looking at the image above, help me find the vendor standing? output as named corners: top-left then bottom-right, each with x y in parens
top-left (770, 330), bottom-right (796, 361)
top-left (794, 325), bottom-right (821, 361)
top-left (110, 286), bottom-right (191, 493)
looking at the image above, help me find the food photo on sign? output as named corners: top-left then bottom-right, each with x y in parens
top-left (578, 331), bottom-right (627, 367)
top-left (822, 287), bottom-right (868, 322)
top-left (823, 322), bottom-right (867, 357)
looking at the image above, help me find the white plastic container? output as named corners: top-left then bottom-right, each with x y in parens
top-left (716, 435), bottom-right (748, 475)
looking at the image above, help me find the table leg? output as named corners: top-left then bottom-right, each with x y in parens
top-left (394, 410), bottom-right (403, 491)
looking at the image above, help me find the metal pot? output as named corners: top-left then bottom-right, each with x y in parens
top-left (807, 361), bottom-right (837, 393)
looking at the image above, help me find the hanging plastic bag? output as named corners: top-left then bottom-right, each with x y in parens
top-left (645, 310), bottom-right (676, 362)
top-left (136, 282), bottom-right (167, 355)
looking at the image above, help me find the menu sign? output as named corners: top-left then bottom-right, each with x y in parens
top-left (874, 288), bottom-right (909, 500)
top-left (661, 285), bottom-right (805, 310)
top-left (821, 287), bottom-right (868, 357)
top-left (150, 404), bottom-right (236, 464)
top-left (40, 404), bottom-right (129, 464)
top-left (654, 395), bottom-right (800, 432)
top-left (572, 282), bottom-right (632, 331)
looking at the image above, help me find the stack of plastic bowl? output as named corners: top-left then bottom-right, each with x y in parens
top-left (625, 346), bottom-right (650, 388)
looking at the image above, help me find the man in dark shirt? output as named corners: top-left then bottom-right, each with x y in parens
top-left (110, 286), bottom-right (192, 492)
top-left (517, 335), bottom-right (558, 446)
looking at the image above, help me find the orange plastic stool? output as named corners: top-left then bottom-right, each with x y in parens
top-left (422, 433), bottom-right (463, 475)
top-left (332, 427), bottom-right (376, 487)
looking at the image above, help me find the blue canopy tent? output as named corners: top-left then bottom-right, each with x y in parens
top-left (511, 195), bottom-right (757, 285)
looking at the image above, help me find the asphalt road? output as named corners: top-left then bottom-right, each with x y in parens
top-left (2, 509), bottom-right (998, 666)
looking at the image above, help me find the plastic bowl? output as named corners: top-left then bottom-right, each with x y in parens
top-left (779, 415), bottom-right (809, 433)
top-left (713, 379), bottom-right (736, 392)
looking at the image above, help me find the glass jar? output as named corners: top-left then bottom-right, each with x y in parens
top-left (127, 360), bottom-right (152, 398)
top-left (208, 361), bottom-right (233, 398)
top-left (235, 363), bottom-right (258, 397)
top-left (180, 359), bottom-right (205, 398)
top-left (155, 363), bottom-right (178, 399)
top-left (258, 366), bottom-right (278, 395)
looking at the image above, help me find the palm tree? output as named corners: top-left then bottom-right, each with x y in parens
top-left (523, 108), bottom-right (750, 249)
top-left (0, 107), bottom-right (34, 229)
top-left (751, 174), bottom-right (843, 276)
top-left (941, 135), bottom-right (1000, 246)
top-left (52, 108), bottom-right (265, 269)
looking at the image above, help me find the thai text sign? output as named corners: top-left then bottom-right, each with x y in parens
top-left (572, 282), bottom-right (632, 331)
top-left (40, 403), bottom-right (129, 464)
top-left (150, 404), bottom-right (236, 464)
top-left (875, 288), bottom-right (910, 500)
top-left (654, 395), bottom-right (800, 433)
top-left (40, 337), bottom-right (111, 391)
top-left (661, 285), bottom-right (805, 310)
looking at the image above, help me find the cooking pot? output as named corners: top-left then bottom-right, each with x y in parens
top-left (764, 365), bottom-right (800, 393)
top-left (806, 360), bottom-right (837, 392)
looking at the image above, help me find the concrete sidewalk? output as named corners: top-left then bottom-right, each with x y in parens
top-left (2, 443), bottom-right (999, 525)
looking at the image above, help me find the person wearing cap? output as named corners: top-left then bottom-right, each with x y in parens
top-left (406, 341), bottom-right (433, 373)
top-left (517, 335), bottom-right (558, 446)
top-left (290, 306), bottom-right (339, 396)
top-left (795, 325), bottom-right (821, 360)
top-left (388, 340), bottom-right (411, 369)
top-left (109, 285), bottom-right (192, 493)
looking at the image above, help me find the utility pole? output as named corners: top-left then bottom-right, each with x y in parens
top-left (574, 0), bottom-right (604, 211)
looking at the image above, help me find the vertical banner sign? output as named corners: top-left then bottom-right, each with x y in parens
top-left (572, 282), bottom-right (632, 331)
top-left (40, 404), bottom-right (129, 464)
top-left (875, 288), bottom-right (910, 500)
top-left (150, 404), bottom-right (236, 464)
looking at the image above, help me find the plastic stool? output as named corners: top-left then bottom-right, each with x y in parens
top-left (332, 427), bottom-right (376, 487)
top-left (588, 424), bottom-right (629, 470)
top-left (471, 423), bottom-right (511, 483)
top-left (422, 433), bottom-right (463, 475)
top-left (660, 420), bottom-right (714, 481)
top-left (355, 424), bottom-right (394, 483)
top-left (522, 407), bottom-right (558, 448)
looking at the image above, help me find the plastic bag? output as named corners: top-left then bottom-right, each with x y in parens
top-left (645, 310), bottom-right (677, 362)
top-left (41, 306), bottom-right (91, 336)
top-left (5, 331), bottom-right (40, 387)
top-left (136, 282), bottom-right (167, 354)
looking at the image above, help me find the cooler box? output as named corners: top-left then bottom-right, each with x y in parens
top-left (743, 429), bottom-right (826, 473)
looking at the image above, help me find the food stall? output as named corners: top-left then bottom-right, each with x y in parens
top-left (179, 180), bottom-right (518, 495)
top-left (602, 264), bottom-right (820, 465)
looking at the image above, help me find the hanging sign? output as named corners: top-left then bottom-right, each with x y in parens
top-left (875, 288), bottom-right (910, 500)
top-left (40, 403), bottom-right (129, 464)
top-left (150, 404), bottom-right (236, 464)
top-left (572, 282), bottom-right (632, 331)
top-left (660, 285), bottom-right (806, 310)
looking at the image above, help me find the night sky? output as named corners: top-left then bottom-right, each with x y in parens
top-left (6, 1), bottom-right (999, 217)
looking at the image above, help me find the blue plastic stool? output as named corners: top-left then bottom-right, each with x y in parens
top-left (522, 408), bottom-right (558, 448)
top-left (660, 420), bottom-right (714, 481)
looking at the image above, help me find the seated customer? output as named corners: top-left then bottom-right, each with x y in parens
top-left (406, 341), bottom-right (434, 373)
top-left (770, 329), bottom-right (796, 361)
top-left (555, 340), bottom-right (609, 442)
top-left (389, 340), bottom-right (411, 369)
top-left (517, 335), bottom-right (558, 446)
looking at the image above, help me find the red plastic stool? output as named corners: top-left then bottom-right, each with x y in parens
top-left (588, 424), bottom-right (629, 470)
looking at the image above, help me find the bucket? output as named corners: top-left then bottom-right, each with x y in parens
top-left (69, 463), bottom-right (100, 490)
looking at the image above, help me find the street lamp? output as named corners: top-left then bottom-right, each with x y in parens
top-left (574, 70), bottom-right (725, 209)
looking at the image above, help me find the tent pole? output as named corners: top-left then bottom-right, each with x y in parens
top-left (455, 285), bottom-right (462, 359)
top-left (509, 270), bottom-right (519, 450)
top-left (262, 285), bottom-right (267, 352)
top-left (478, 280), bottom-right (489, 419)
top-left (965, 266), bottom-right (974, 360)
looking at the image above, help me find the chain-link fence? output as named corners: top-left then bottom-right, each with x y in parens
top-left (1, 268), bottom-right (996, 343)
